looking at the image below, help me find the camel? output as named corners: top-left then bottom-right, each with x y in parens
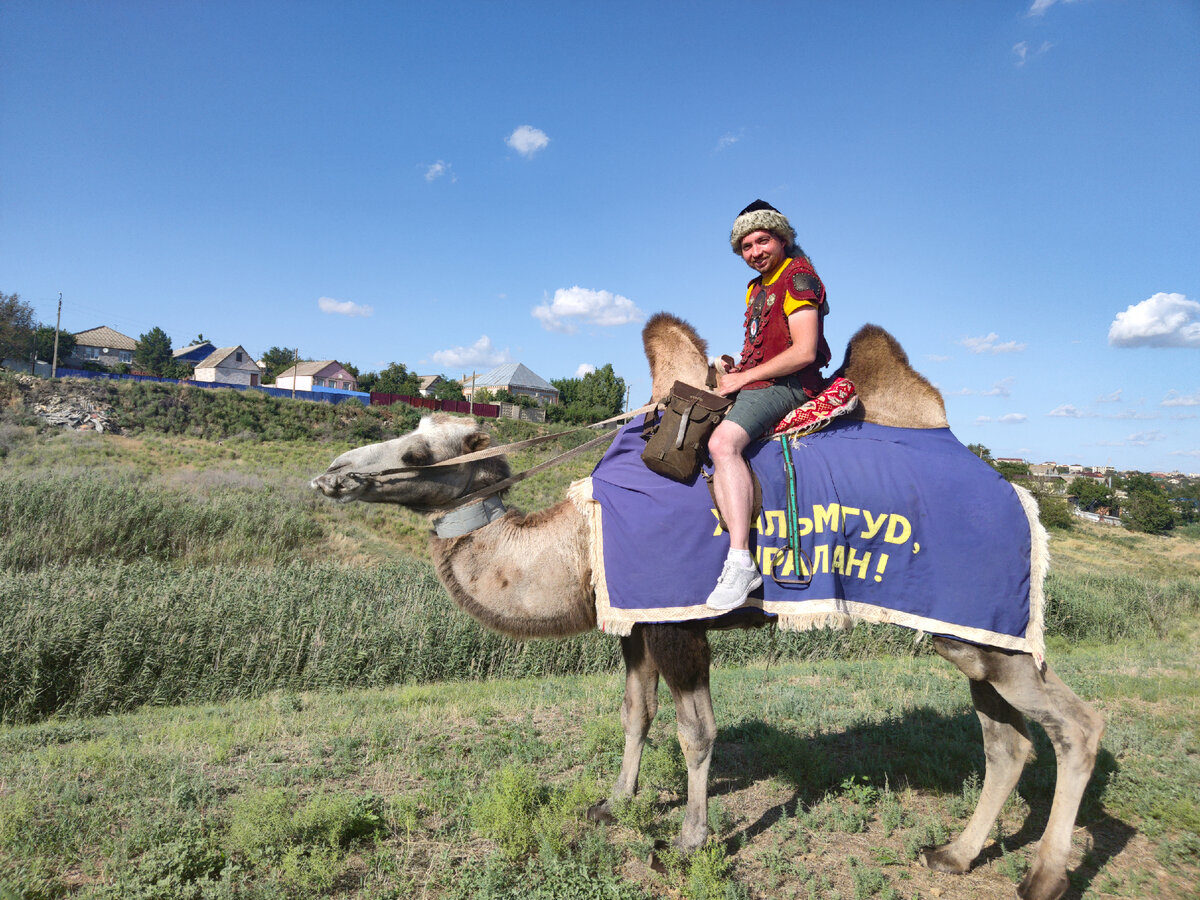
top-left (312, 314), bottom-right (1104, 900)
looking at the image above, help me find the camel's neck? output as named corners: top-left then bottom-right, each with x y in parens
top-left (428, 499), bottom-right (597, 640)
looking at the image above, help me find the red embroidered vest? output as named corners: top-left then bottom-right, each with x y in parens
top-left (736, 257), bottom-right (830, 394)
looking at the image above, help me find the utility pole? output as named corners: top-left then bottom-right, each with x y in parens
top-left (51, 293), bottom-right (62, 378)
top-left (625, 384), bottom-right (631, 414)
top-left (291, 348), bottom-right (299, 399)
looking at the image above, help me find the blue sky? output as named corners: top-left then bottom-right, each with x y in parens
top-left (3, 0), bottom-right (1198, 473)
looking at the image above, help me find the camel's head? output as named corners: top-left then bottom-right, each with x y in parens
top-left (311, 414), bottom-right (510, 510)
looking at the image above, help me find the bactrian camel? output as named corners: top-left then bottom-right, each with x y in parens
top-left (312, 313), bottom-right (1104, 900)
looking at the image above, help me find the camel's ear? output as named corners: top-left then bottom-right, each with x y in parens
top-left (463, 431), bottom-right (491, 453)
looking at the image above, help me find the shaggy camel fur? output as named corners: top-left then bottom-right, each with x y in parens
top-left (312, 315), bottom-right (1104, 900)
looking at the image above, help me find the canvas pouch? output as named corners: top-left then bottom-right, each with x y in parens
top-left (640, 381), bottom-right (732, 482)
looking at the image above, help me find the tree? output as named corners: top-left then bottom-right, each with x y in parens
top-left (995, 460), bottom-right (1030, 482)
top-left (33, 325), bottom-right (75, 365)
top-left (259, 346), bottom-right (299, 382)
top-left (1067, 477), bottom-right (1113, 513)
top-left (473, 387), bottom-right (495, 404)
top-left (369, 362), bottom-right (421, 397)
top-left (550, 364), bottom-right (627, 423)
top-left (432, 378), bottom-right (465, 401)
top-left (133, 326), bottom-right (173, 376)
top-left (0, 292), bottom-right (36, 362)
top-left (967, 443), bottom-right (993, 463)
top-left (1123, 490), bottom-right (1174, 534)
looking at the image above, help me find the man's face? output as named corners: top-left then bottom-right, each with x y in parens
top-left (740, 230), bottom-right (788, 275)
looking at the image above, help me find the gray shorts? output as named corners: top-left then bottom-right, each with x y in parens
top-left (724, 376), bottom-right (811, 440)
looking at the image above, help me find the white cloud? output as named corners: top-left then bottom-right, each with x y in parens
top-left (506, 125), bottom-right (550, 158)
top-left (1108, 292), bottom-right (1200, 348)
top-left (1127, 431), bottom-right (1166, 445)
top-left (430, 335), bottom-right (513, 369)
top-left (715, 131), bottom-right (742, 151)
top-left (1096, 389), bottom-right (1122, 403)
top-left (318, 296), bottom-right (373, 317)
top-left (1108, 409), bottom-right (1158, 421)
top-left (424, 160), bottom-right (455, 182)
top-left (574, 363), bottom-right (596, 378)
top-left (984, 377), bottom-right (1014, 398)
top-left (1162, 389), bottom-right (1200, 407)
top-left (975, 416), bottom-right (992, 424)
top-left (999, 413), bottom-right (1028, 424)
top-left (1012, 40), bottom-right (1053, 65)
top-left (532, 286), bottom-right (644, 334)
top-left (1028, 0), bottom-right (1083, 16)
top-left (926, 354), bottom-right (951, 363)
top-left (1048, 404), bottom-right (1095, 418)
top-left (961, 332), bottom-right (1027, 354)
top-left (1169, 448), bottom-right (1200, 457)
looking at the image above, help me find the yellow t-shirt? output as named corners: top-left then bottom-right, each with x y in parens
top-left (744, 258), bottom-right (817, 317)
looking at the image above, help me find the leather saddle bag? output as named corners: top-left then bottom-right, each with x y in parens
top-left (641, 381), bottom-right (732, 482)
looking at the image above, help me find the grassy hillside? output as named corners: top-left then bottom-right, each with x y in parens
top-left (0, 373), bottom-right (1197, 898)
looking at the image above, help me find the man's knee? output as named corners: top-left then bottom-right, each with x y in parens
top-left (709, 422), bottom-right (749, 460)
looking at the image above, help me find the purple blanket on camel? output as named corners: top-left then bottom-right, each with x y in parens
top-left (570, 418), bottom-right (1044, 661)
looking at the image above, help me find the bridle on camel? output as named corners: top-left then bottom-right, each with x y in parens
top-left (357, 402), bottom-right (658, 522)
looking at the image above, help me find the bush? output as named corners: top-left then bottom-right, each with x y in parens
top-left (1036, 494), bottom-right (1074, 530)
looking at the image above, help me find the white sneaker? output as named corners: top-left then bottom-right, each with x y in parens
top-left (704, 560), bottom-right (763, 611)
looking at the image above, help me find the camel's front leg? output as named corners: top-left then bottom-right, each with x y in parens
top-left (588, 628), bottom-right (659, 824)
top-left (648, 624), bottom-right (716, 851)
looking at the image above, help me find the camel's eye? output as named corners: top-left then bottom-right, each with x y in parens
top-left (400, 443), bottom-right (434, 468)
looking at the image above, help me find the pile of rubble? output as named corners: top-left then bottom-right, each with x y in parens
top-left (31, 393), bottom-right (120, 434)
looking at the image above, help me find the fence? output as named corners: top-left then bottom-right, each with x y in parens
top-left (21, 368), bottom-right (549, 418)
top-left (49, 368), bottom-right (365, 405)
top-left (371, 392), bottom-right (500, 418)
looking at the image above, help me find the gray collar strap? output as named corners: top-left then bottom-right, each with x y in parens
top-left (433, 495), bottom-right (508, 538)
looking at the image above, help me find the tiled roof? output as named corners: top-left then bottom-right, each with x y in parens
top-left (474, 363), bottom-right (556, 392)
top-left (73, 326), bottom-right (138, 351)
top-left (195, 346), bottom-right (253, 369)
top-left (277, 360), bottom-right (340, 378)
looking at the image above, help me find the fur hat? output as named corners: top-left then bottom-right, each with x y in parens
top-left (729, 199), bottom-right (797, 255)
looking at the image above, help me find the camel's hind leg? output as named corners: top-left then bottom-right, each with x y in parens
top-left (920, 676), bottom-right (1034, 873)
top-left (588, 627), bottom-right (659, 824)
top-left (929, 638), bottom-right (1105, 900)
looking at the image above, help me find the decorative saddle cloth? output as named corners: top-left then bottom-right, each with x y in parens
top-left (569, 419), bottom-right (1045, 664)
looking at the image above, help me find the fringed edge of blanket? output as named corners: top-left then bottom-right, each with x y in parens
top-left (571, 475), bottom-right (1048, 667)
top-left (1012, 483), bottom-right (1048, 670)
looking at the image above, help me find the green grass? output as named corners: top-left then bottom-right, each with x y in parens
top-left (0, 638), bottom-right (1195, 899)
top-left (0, 374), bottom-right (1198, 897)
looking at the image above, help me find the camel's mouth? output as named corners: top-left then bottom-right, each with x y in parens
top-left (310, 472), bottom-right (368, 502)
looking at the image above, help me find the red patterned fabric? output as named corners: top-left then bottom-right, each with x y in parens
top-left (771, 376), bottom-right (858, 437)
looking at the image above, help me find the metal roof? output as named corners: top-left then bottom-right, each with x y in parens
top-left (473, 363), bottom-right (556, 392)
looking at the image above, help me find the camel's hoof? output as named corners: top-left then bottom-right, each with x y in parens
top-left (918, 844), bottom-right (971, 875)
top-left (586, 800), bottom-right (617, 825)
top-left (1017, 867), bottom-right (1069, 900)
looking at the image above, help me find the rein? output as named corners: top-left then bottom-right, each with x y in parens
top-left (358, 402), bottom-right (658, 516)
